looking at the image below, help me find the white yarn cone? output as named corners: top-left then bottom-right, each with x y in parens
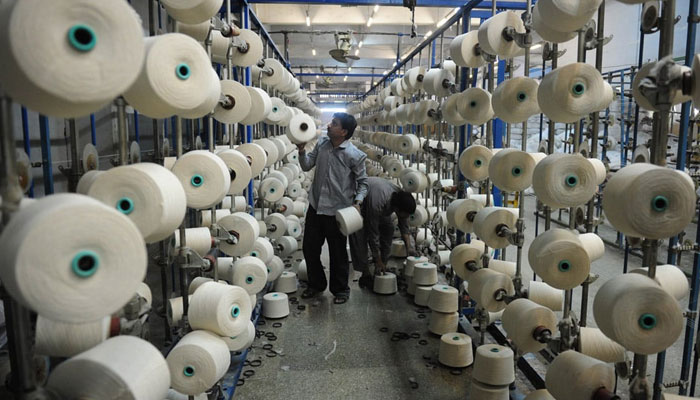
top-left (602, 163), bottom-right (695, 239)
top-left (593, 273), bottom-right (683, 355)
top-left (124, 34), bottom-right (220, 119)
top-left (0, 0), bottom-right (145, 118)
top-left (0, 194), bottom-right (147, 323)
top-left (161, 0), bottom-right (223, 24)
top-left (450, 31), bottom-right (486, 68)
top-left (47, 336), bottom-right (170, 400)
top-left (538, 63), bottom-right (614, 123)
top-left (171, 150), bottom-right (231, 209)
top-left (492, 77), bottom-right (541, 123)
top-left (87, 163), bottom-right (187, 243)
top-left (457, 88), bottom-right (494, 126)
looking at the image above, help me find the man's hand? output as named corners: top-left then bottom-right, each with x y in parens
top-left (375, 257), bottom-right (386, 275)
top-left (352, 203), bottom-right (361, 213)
top-left (296, 143), bottom-right (306, 153)
top-left (407, 247), bottom-right (418, 257)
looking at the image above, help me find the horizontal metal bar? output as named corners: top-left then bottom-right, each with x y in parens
top-left (308, 92), bottom-right (364, 95)
top-left (248, 0), bottom-right (531, 9)
top-left (357, 0), bottom-right (485, 99)
top-left (247, 6), bottom-right (291, 70)
top-left (297, 72), bottom-right (390, 77)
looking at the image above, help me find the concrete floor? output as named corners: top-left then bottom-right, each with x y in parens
top-left (147, 194), bottom-right (699, 399)
top-left (234, 270), bottom-right (534, 400)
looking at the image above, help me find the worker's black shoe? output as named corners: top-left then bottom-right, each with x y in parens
top-left (358, 275), bottom-right (373, 289)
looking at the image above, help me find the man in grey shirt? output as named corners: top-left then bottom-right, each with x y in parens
top-left (348, 177), bottom-right (417, 288)
top-left (297, 113), bottom-right (368, 304)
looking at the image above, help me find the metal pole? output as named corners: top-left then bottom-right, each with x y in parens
top-left (485, 0), bottom-right (496, 149)
top-left (581, 0), bottom-right (606, 329)
top-left (677, 0), bottom-right (700, 394)
top-left (149, 0), bottom-right (161, 164)
top-left (116, 97), bottom-right (129, 165)
top-left (634, 4), bottom-right (676, 386)
top-left (68, 119), bottom-right (80, 192)
top-left (544, 43), bottom-right (558, 233)
top-left (514, 0), bottom-right (532, 294)
top-left (0, 96), bottom-right (41, 397)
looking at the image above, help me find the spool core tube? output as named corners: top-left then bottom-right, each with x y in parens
top-left (67, 24), bottom-right (97, 52)
top-left (71, 250), bottom-right (100, 278)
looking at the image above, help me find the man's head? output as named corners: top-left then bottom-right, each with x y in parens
top-left (391, 191), bottom-right (417, 219)
top-left (327, 112), bottom-right (357, 142)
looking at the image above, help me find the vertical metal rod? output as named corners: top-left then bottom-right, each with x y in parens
top-left (89, 113), bottom-right (97, 146)
top-left (176, 117), bottom-right (184, 156)
top-left (456, 9), bottom-right (470, 246)
top-left (0, 96), bottom-right (38, 396)
top-left (514, 0), bottom-right (532, 294)
top-left (650, 0), bottom-right (675, 168)
top-left (585, 1), bottom-right (605, 234)
top-left (116, 97), bottom-right (128, 165)
top-left (486, 1), bottom-right (495, 149)
top-left (678, 0), bottom-right (700, 391)
top-left (39, 115), bottom-right (54, 195)
top-left (149, 0), bottom-right (161, 164)
top-left (545, 44), bottom-right (558, 233)
top-left (133, 111), bottom-right (140, 143)
top-left (68, 119), bottom-right (80, 192)
top-left (243, 3), bottom-right (254, 212)
top-left (580, 0), bottom-right (606, 329)
top-left (20, 107), bottom-right (33, 198)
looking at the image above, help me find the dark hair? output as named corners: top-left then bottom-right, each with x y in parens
top-left (332, 112), bottom-right (357, 140)
top-left (391, 191), bottom-right (417, 214)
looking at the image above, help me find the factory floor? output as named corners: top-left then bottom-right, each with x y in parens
top-left (147, 194), bottom-right (699, 399)
top-left (233, 270), bottom-right (534, 400)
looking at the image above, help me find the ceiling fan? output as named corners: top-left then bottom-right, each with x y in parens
top-left (329, 31), bottom-right (360, 63)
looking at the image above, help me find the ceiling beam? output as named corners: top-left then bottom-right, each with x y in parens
top-left (247, 0), bottom-right (532, 9)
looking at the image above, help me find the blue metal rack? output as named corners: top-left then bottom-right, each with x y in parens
top-left (248, 0), bottom-right (531, 9)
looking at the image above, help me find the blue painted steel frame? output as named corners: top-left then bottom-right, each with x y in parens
top-left (356, 0), bottom-right (487, 99)
top-left (297, 73), bottom-right (391, 77)
top-left (248, 0), bottom-right (531, 9)
top-left (247, 5), bottom-right (292, 71)
top-left (90, 114), bottom-right (97, 145)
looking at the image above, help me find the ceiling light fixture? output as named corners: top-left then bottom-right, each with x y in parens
top-left (316, 75), bottom-right (319, 78)
top-left (354, 49), bottom-right (360, 56)
top-left (374, 4), bottom-right (380, 13)
top-left (358, 40), bottom-right (363, 48)
top-left (343, 76), bottom-right (348, 81)
top-left (348, 67), bottom-right (352, 71)
top-left (312, 48), bottom-right (316, 55)
top-left (367, 16), bottom-right (373, 27)
top-left (305, 11), bottom-right (310, 26)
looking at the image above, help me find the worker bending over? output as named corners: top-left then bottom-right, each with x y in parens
top-left (349, 177), bottom-right (417, 288)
